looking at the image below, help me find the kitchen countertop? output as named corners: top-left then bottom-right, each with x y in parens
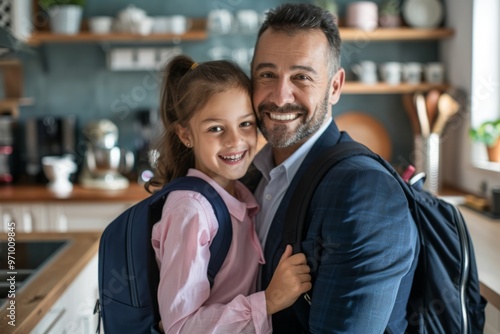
top-left (459, 206), bottom-right (500, 310)
top-left (0, 232), bottom-right (101, 334)
top-left (0, 182), bottom-right (150, 203)
top-left (0, 182), bottom-right (466, 203)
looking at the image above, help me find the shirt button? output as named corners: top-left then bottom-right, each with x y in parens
top-left (265, 194), bottom-right (272, 200)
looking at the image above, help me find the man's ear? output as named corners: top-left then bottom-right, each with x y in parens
top-left (329, 68), bottom-right (345, 105)
top-left (175, 124), bottom-right (192, 147)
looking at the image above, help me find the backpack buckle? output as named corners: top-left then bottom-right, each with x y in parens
top-left (94, 299), bottom-right (101, 333)
top-left (303, 293), bottom-right (311, 305)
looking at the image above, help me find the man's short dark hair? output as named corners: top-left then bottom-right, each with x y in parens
top-left (255, 3), bottom-right (342, 74)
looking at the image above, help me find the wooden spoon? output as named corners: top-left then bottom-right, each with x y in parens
top-left (402, 93), bottom-right (420, 136)
top-left (425, 89), bottom-right (441, 131)
top-left (432, 93), bottom-right (461, 135)
top-left (414, 92), bottom-right (430, 137)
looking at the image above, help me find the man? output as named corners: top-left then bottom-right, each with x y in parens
top-left (250, 3), bottom-right (419, 333)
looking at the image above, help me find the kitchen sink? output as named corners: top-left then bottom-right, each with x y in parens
top-left (0, 241), bottom-right (69, 308)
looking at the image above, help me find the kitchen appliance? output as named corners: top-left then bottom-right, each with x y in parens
top-left (24, 116), bottom-right (77, 183)
top-left (134, 109), bottom-right (160, 184)
top-left (0, 116), bottom-right (14, 184)
top-left (0, 240), bottom-right (67, 308)
top-left (42, 155), bottom-right (77, 197)
top-left (79, 119), bottom-right (134, 190)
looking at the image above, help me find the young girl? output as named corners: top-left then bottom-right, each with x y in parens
top-left (146, 55), bottom-right (311, 333)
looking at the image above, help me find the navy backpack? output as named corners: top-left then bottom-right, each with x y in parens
top-left (95, 176), bottom-right (232, 333)
top-left (283, 141), bottom-right (486, 334)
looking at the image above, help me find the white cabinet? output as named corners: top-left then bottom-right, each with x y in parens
top-left (0, 203), bottom-right (48, 232)
top-left (53, 202), bottom-right (133, 231)
top-left (0, 202), bottom-right (134, 232)
top-left (31, 255), bottom-right (99, 334)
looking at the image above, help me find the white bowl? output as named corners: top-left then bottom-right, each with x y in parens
top-left (89, 16), bottom-right (113, 34)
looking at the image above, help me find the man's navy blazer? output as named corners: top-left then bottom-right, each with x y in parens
top-left (259, 121), bottom-right (419, 333)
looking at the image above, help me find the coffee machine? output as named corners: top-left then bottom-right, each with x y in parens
top-left (24, 116), bottom-right (77, 183)
top-left (0, 116), bottom-right (14, 184)
top-left (79, 119), bottom-right (134, 190)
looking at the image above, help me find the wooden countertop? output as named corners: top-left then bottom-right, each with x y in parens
top-left (460, 207), bottom-right (500, 310)
top-left (0, 232), bottom-right (101, 334)
top-left (0, 182), bottom-right (150, 203)
top-left (1, 182), bottom-right (464, 204)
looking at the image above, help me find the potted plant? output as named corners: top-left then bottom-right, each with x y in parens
top-left (39, 0), bottom-right (85, 35)
top-left (470, 119), bottom-right (500, 162)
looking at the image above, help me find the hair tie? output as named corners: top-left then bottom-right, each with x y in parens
top-left (190, 62), bottom-right (198, 70)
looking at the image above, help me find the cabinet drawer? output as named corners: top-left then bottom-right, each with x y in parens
top-left (57, 202), bottom-right (134, 231)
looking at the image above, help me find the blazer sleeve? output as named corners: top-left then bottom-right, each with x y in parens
top-left (306, 160), bottom-right (418, 333)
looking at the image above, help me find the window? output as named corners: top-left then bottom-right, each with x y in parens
top-left (471, 0), bottom-right (500, 169)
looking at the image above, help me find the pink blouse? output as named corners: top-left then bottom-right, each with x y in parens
top-left (152, 169), bottom-right (271, 333)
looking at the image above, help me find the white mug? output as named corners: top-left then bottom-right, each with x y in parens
top-left (425, 62), bottom-right (445, 83)
top-left (379, 62), bottom-right (403, 85)
top-left (170, 15), bottom-right (190, 34)
top-left (346, 1), bottom-right (378, 31)
top-left (236, 9), bottom-right (259, 34)
top-left (352, 60), bottom-right (377, 84)
top-left (403, 62), bottom-right (423, 84)
top-left (207, 9), bottom-right (234, 35)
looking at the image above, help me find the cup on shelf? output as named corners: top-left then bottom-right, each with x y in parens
top-left (89, 16), bottom-right (113, 34)
top-left (236, 9), bottom-right (259, 34)
top-left (135, 17), bottom-right (154, 35)
top-left (152, 16), bottom-right (171, 33)
top-left (170, 15), bottom-right (190, 34)
top-left (424, 62), bottom-right (445, 83)
top-left (403, 62), bottom-right (423, 84)
top-left (346, 1), bottom-right (379, 31)
top-left (207, 9), bottom-right (234, 35)
top-left (379, 62), bottom-right (403, 85)
top-left (352, 60), bottom-right (378, 84)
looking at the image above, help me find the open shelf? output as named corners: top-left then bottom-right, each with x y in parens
top-left (25, 26), bottom-right (453, 46)
top-left (0, 98), bottom-right (35, 118)
top-left (343, 82), bottom-right (450, 94)
top-left (27, 17), bottom-right (208, 46)
top-left (339, 27), bottom-right (454, 41)
top-left (27, 30), bottom-right (208, 46)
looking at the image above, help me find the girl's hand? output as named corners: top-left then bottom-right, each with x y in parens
top-left (264, 245), bottom-right (312, 315)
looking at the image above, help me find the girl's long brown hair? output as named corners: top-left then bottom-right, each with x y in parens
top-left (145, 55), bottom-right (252, 193)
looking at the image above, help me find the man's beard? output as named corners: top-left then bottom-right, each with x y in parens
top-left (258, 92), bottom-right (330, 148)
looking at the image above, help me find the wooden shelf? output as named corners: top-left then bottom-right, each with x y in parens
top-left (27, 30), bottom-right (208, 46)
top-left (25, 26), bottom-right (452, 46)
top-left (0, 98), bottom-right (35, 117)
top-left (339, 27), bottom-right (454, 41)
top-left (0, 97), bottom-right (34, 105)
top-left (343, 82), bottom-right (450, 94)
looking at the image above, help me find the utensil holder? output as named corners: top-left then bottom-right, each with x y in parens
top-left (413, 134), bottom-right (441, 194)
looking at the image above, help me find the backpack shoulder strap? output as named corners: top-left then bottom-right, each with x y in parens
top-left (283, 142), bottom-right (375, 252)
top-left (148, 176), bottom-right (232, 287)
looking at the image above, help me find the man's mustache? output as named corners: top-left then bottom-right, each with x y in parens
top-left (258, 103), bottom-right (308, 114)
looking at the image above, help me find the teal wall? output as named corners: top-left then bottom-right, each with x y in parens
top-left (11, 0), bottom-right (442, 172)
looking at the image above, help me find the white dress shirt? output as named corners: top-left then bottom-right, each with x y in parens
top-left (253, 119), bottom-right (332, 247)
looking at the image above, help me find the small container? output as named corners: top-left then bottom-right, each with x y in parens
top-left (491, 187), bottom-right (500, 216)
top-left (89, 16), bottom-right (113, 34)
top-left (424, 62), bottom-right (445, 83)
top-left (346, 1), bottom-right (378, 31)
top-left (413, 133), bottom-right (441, 194)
